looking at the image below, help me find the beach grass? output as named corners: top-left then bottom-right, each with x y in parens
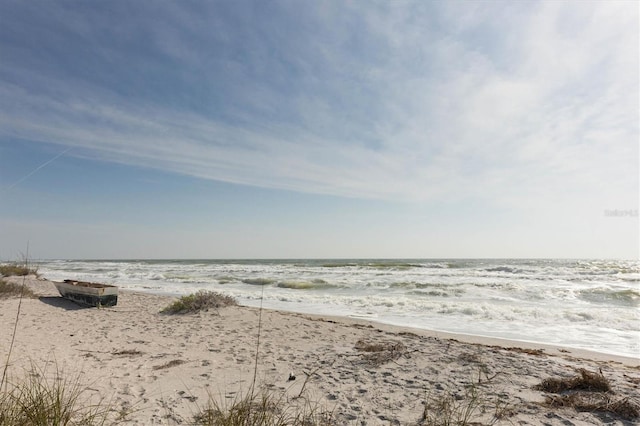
top-left (0, 253), bottom-right (119, 425)
top-left (193, 389), bottom-right (334, 426)
top-left (0, 362), bottom-right (118, 426)
top-left (0, 263), bottom-right (37, 278)
top-left (418, 378), bottom-right (512, 426)
top-left (0, 279), bottom-right (36, 299)
top-left (160, 290), bottom-right (237, 314)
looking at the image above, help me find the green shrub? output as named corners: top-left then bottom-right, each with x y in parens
top-left (160, 290), bottom-right (237, 314)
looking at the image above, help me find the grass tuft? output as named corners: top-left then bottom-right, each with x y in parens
top-left (0, 263), bottom-right (38, 277)
top-left (0, 279), bottom-right (36, 299)
top-left (160, 290), bottom-right (237, 314)
top-left (418, 380), bottom-right (510, 426)
top-left (193, 389), bottom-right (333, 426)
top-left (0, 362), bottom-right (117, 425)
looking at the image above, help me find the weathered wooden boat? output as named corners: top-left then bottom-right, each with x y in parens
top-left (53, 279), bottom-right (118, 307)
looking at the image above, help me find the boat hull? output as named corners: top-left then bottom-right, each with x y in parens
top-left (54, 280), bottom-right (118, 307)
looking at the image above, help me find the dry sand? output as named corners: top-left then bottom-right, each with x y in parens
top-left (1, 276), bottom-right (638, 425)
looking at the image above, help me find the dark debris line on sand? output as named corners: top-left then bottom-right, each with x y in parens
top-left (535, 369), bottom-right (640, 420)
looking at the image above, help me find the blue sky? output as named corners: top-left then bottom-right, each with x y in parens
top-left (0, 0), bottom-right (638, 260)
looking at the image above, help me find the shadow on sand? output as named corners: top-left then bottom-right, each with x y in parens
top-left (39, 296), bottom-right (89, 311)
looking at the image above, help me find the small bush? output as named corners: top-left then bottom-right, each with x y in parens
top-left (0, 279), bottom-right (36, 299)
top-left (160, 290), bottom-right (237, 314)
top-left (0, 263), bottom-right (37, 277)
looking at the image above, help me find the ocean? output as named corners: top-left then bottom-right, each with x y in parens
top-left (36, 258), bottom-right (639, 358)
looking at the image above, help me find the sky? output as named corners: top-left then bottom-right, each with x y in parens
top-left (0, 0), bottom-right (638, 260)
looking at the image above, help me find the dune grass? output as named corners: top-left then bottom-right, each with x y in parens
top-left (160, 290), bottom-right (237, 314)
top-left (0, 279), bottom-right (36, 299)
top-left (419, 387), bottom-right (483, 426)
top-left (418, 378), bottom-right (512, 426)
top-left (1, 251), bottom-right (120, 425)
top-left (0, 362), bottom-right (118, 426)
top-left (193, 389), bottom-right (334, 426)
top-left (0, 263), bottom-right (38, 277)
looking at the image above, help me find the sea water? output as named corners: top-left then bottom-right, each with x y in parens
top-left (36, 258), bottom-right (639, 358)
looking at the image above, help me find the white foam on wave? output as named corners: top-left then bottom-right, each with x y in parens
top-left (37, 258), bottom-right (640, 357)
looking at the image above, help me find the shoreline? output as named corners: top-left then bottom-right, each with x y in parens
top-left (289, 310), bottom-right (640, 368)
top-left (146, 290), bottom-right (639, 365)
top-left (36, 257), bottom-right (640, 362)
top-left (123, 286), bottom-right (639, 362)
top-left (1, 276), bottom-right (639, 424)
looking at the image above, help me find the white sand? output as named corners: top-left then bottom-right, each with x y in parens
top-left (1, 276), bottom-right (638, 425)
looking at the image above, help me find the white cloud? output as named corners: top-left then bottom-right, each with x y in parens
top-left (0, 1), bottom-right (637, 211)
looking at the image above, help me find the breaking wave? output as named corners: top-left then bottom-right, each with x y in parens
top-left (35, 258), bottom-right (640, 357)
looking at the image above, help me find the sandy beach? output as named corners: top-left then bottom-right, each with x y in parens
top-left (1, 276), bottom-right (638, 425)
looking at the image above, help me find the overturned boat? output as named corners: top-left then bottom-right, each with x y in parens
top-left (53, 279), bottom-right (118, 307)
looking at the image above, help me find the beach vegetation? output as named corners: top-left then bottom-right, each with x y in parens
top-left (193, 388), bottom-right (334, 426)
top-left (0, 262), bottom-right (37, 277)
top-left (193, 280), bottom-right (334, 426)
top-left (1, 251), bottom-right (121, 425)
top-left (535, 369), bottom-right (639, 420)
top-left (160, 290), bottom-right (237, 314)
top-left (0, 279), bottom-right (36, 299)
top-left (0, 362), bottom-right (118, 425)
top-left (418, 367), bottom-right (513, 426)
top-left (418, 381), bottom-right (509, 426)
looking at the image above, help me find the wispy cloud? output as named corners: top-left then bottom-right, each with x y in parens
top-left (0, 1), bottom-right (637, 207)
